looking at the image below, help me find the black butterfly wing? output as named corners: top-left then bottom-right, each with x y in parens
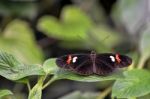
top-left (56, 54), bottom-right (94, 75)
top-left (95, 53), bottom-right (132, 75)
top-left (95, 54), bottom-right (114, 75)
top-left (116, 54), bottom-right (132, 68)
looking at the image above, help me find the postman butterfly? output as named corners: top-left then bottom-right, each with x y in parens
top-left (56, 51), bottom-right (132, 75)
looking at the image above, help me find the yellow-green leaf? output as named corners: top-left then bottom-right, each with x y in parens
top-left (0, 89), bottom-right (13, 98)
top-left (0, 20), bottom-right (44, 64)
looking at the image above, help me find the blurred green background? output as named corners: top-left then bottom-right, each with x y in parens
top-left (0, 0), bottom-right (150, 99)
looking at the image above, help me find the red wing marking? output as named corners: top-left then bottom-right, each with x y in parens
top-left (115, 54), bottom-right (121, 63)
top-left (66, 55), bottom-right (72, 64)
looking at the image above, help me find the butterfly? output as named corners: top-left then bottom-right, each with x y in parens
top-left (56, 51), bottom-right (132, 75)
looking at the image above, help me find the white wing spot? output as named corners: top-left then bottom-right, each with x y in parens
top-left (72, 57), bottom-right (78, 63)
top-left (110, 56), bottom-right (115, 62)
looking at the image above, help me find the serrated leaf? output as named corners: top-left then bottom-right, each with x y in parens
top-left (38, 6), bottom-right (92, 41)
top-left (0, 89), bottom-right (13, 98)
top-left (0, 64), bottom-right (45, 81)
top-left (112, 69), bottom-right (150, 98)
top-left (0, 19), bottom-right (44, 64)
top-left (0, 52), bottom-right (20, 68)
top-left (43, 59), bottom-right (125, 82)
top-left (0, 52), bottom-right (45, 81)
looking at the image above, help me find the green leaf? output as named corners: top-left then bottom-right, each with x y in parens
top-left (0, 51), bottom-right (20, 68)
top-left (58, 40), bottom-right (89, 49)
top-left (0, 89), bottom-right (13, 98)
top-left (43, 59), bottom-right (125, 82)
top-left (112, 69), bottom-right (150, 98)
top-left (16, 77), bottom-right (29, 84)
top-left (28, 76), bottom-right (44, 99)
top-left (0, 19), bottom-right (44, 64)
top-left (89, 25), bottom-right (121, 52)
top-left (138, 93), bottom-right (150, 99)
top-left (59, 91), bottom-right (98, 99)
top-left (38, 6), bottom-right (92, 41)
top-left (58, 25), bottom-right (121, 50)
top-left (55, 69), bottom-right (124, 82)
top-left (91, 25), bottom-right (120, 47)
top-left (0, 52), bottom-right (45, 81)
top-left (43, 58), bottom-right (57, 75)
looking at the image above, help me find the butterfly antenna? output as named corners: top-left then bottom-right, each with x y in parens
top-left (101, 35), bottom-right (110, 42)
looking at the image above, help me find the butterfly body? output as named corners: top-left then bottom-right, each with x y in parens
top-left (56, 52), bottom-right (132, 75)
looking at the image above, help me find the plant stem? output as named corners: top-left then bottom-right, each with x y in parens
top-left (27, 81), bottom-right (31, 91)
top-left (137, 55), bottom-right (147, 69)
top-left (28, 76), bottom-right (45, 99)
top-left (42, 76), bottom-right (56, 90)
top-left (97, 86), bottom-right (112, 99)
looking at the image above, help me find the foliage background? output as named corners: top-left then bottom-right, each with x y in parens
top-left (0, 0), bottom-right (150, 99)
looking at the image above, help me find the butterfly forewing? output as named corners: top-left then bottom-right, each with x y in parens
top-left (95, 54), bottom-right (115, 75)
top-left (56, 54), bottom-right (93, 75)
top-left (116, 55), bottom-right (132, 68)
top-left (95, 53), bottom-right (132, 75)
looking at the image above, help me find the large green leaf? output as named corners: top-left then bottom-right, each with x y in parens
top-left (112, 69), bottom-right (150, 98)
top-left (0, 52), bottom-right (45, 81)
top-left (38, 5), bottom-right (121, 50)
top-left (0, 19), bottom-right (44, 64)
top-left (138, 93), bottom-right (150, 99)
top-left (43, 59), bottom-right (125, 82)
top-left (0, 89), bottom-right (13, 98)
top-left (37, 6), bottom-right (92, 41)
top-left (58, 25), bottom-right (121, 51)
top-left (91, 25), bottom-right (120, 47)
top-left (89, 25), bottom-right (121, 52)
